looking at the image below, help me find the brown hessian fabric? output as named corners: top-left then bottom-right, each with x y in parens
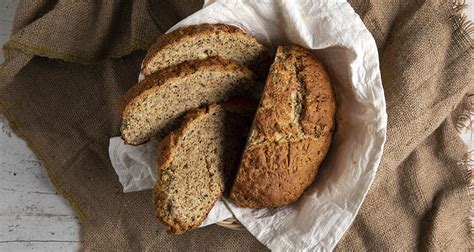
top-left (0, 0), bottom-right (472, 250)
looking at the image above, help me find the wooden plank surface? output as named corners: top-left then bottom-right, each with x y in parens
top-left (0, 114), bottom-right (80, 251)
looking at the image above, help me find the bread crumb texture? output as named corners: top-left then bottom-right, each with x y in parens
top-left (154, 100), bottom-right (255, 234)
top-left (121, 58), bottom-right (256, 145)
top-left (142, 23), bottom-right (270, 78)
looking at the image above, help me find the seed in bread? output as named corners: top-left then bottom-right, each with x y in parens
top-left (121, 57), bottom-right (257, 145)
top-left (154, 100), bottom-right (256, 234)
top-left (229, 45), bottom-right (336, 208)
top-left (141, 23), bottom-right (270, 77)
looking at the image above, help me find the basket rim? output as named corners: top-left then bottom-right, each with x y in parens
top-left (216, 217), bottom-right (245, 230)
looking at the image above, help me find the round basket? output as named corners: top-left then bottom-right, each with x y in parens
top-left (216, 217), bottom-right (245, 230)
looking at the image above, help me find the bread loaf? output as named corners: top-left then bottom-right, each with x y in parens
top-left (121, 57), bottom-right (257, 145)
top-left (154, 100), bottom-right (256, 234)
top-left (229, 45), bottom-right (336, 208)
top-left (142, 23), bottom-right (270, 77)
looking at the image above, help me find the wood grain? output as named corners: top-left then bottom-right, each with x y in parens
top-left (0, 115), bottom-right (80, 251)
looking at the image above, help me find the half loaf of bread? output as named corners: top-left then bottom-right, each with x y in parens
top-left (141, 23), bottom-right (270, 77)
top-left (121, 57), bottom-right (257, 145)
top-left (230, 45), bottom-right (336, 208)
top-left (154, 99), bottom-right (256, 234)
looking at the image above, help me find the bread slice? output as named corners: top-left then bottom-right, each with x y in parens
top-left (121, 57), bottom-right (257, 145)
top-left (141, 23), bottom-right (270, 77)
top-left (230, 45), bottom-right (336, 208)
top-left (154, 99), bottom-right (256, 234)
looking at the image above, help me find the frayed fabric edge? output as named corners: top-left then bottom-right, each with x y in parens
top-left (453, 0), bottom-right (474, 38)
top-left (455, 94), bottom-right (474, 242)
top-left (452, 0), bottom-right (473, 245)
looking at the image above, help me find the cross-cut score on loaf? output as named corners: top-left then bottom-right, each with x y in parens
top-left (141, 23), bottom-right (270, 78)
top-left (154, 100), bottom-right (256, 234)
top-left (229, 45), bottom-right (337, 208)
top-left (120, 57), bottom-right (257, 145)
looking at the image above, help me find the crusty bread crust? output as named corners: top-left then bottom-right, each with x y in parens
top-left (120, 57), bottom-right (256, 145)
top-left (141, 23), bottom-right (270, 78)
top-left (154, 100), bottom-right (256, 234)
top-left (229, 45), bottom-right (336, 208)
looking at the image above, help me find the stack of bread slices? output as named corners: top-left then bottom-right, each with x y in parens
top-left (121, 23), bottom-right (336, 234)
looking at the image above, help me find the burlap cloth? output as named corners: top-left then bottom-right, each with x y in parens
top-left (0, 0), bottom-right (472, 250)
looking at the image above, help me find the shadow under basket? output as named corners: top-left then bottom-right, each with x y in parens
top-left (216, 217), bottom-right (245, 230)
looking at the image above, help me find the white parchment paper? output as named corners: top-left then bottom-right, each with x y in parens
top-left (109, 0), bottom-right (387, 250)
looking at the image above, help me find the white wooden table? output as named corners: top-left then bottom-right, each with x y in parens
top-left (0, 1), bottom-right (472, 251)
top-left (0, 116), bottom-right (80, 251)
